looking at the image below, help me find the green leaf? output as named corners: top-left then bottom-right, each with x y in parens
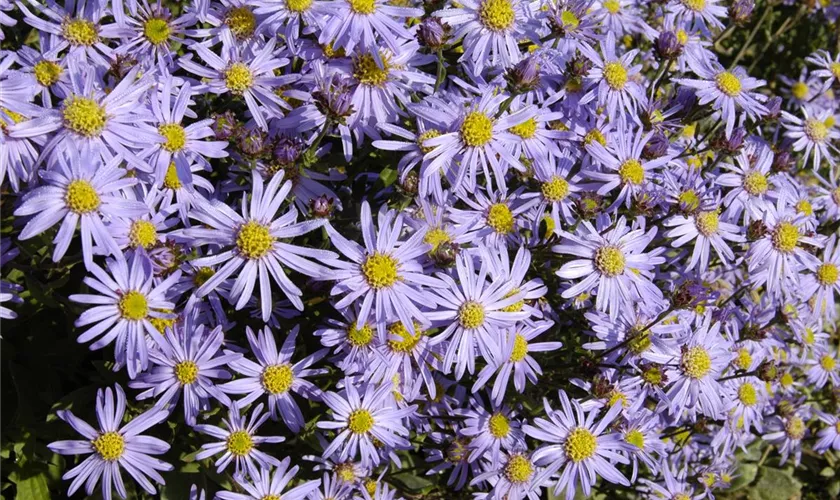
top-left (13, 472), bottom-right (49, 500)
top-left (380, 168), bottom-right (398, 187)
top-left (748, 466), bottom-right (802, 500)
top-left (389, 472), bottom-right (433, 493)
top-left (729, 463), bottom-right (758, 491)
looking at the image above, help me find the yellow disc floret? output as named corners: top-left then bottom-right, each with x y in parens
top-left (119, 290), bottom-right (149, 321)
top-left (791, 82), bottom-right (809, 100)
top-left (387, 322), bottom-right (423, 353)
top-left (143, 18), bottom-right (171, 45)
top-left (817, 263), bottom-right (839, 286)
top-left (361, 252), bottom-right (400, 289)
top-left (424, 227), bottom-right (451, 251)
top-left (595, 245), bottom-right (626, 277)
top-left (804, 119), bottom-right (828, 143)
top-left (681, 0), bottom-right (706, 11)
top-left (236, 221), bottom-right (274, 259)
top-left (159, 123), bottom-right (187, 152)
top-left (129, 220), bottom-right (158, 249)
top-left (286, 0), bottom-right (313, 12)
top-left (34, 60), bottom-right (63, 87)
top-left (63, 96), bottom-right (107, 137)
top-left (509, 118), bottom-right (538, 139)
top-left (65, 179), bottom-right (101, 214)
top-left (488, 412), bottom-right (511, 438)
top-left (461, 111), bottom-right (494, 147)
top-left (541, 176), bottom-right (570, 202)
top-left (347, 322), bottom-right (375, 347)
top-left (163, 163), bottom-right (182, 190)
top-left (354, 53), bottom-right (390, 87)
top-left (504, 454), bottom-right (533, 484)
top-left (225, 6), bottom-right (256, 39)
top-left (618, 158), bottom-right (644, 185)
top-left (479, 0), bottom-right (516, 32)
top-left (348, 409), bottom-right (375, 434)
top-left (226, 430), bottom-right (253, 456)
top-left (821, 354), bottom-right (836, 371)
top-left (564, 427), bottom-right (597, 462)
top-left (63, 19), bottom-right (99, 46)
top-left (92, 432), bottom-right (125, 461)
top-left (625, 429), bottom-right (645, 449)
top-left (262, 364), bottom-right (294, 394)
top-left (735, 347), bottom-right (752, 371)
top-left (583, 128), bottom-right (606, 146)
top-left (742, 171), bottom-right (768, 196)
top-left (715, 72), bottom-right (742, 97)
top-left (695, 210), bottom-right (720, 236)
top-left (418, 129), bottom-right (442, 154)
top-left (174, 360), bottom-right (199, 385)
top-left (459, 301), bottom-right (486, 329)
top-left (603, 0), bottom-right (620, 14)
top-left (681, 346), bottom-right (712, 379)
top-left (785, 416), bottom-right (805, 440)
top-left (225, 63), bottom-right (254, 94)
top-left (738, 382), bottom-right (757, 406)
top-left (486, 203), bottom-right (514, 234)
top-left (349, 0), bottom-right (377, 14)
top-left (603, 61), bottom-right (628, 90)
top-left (510, 333), bottom-right (528, 362)
top-left (772, 221), bottom-right (799, 253)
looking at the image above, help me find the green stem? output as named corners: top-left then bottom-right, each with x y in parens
top-left (729, 5), bottom-right (772, 70)
top-left (433, 49), bottom-right (446, 93)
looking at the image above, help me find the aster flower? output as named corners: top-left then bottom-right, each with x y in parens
top-left (716, 144), bottom-right (777, 224)
top-left (195, 402), bottom-right (285, 479)
top-left (317, 0), bottom-right (422, 55)
top-left (13, 145), bottom-right (147, 267)
top-left (620, 410), bottom-right (667, 482)
top-left (554, 216), bottom-right (665, 320)
top-left (113, 0), bottom-right (197, 69)
top-left (69, 252), bottom-right (181, 378)
top-left (814, 411), bottom-right (840, 453)
top-left (48, 385), bottom-right (172, 500)
top-left (525, 151), bottom-right (581, 229)
top-left (762, 409), bottom-right (811, 466)
top-left (314, 306), bottom-right (378, 373)
top-left (367, 320), bottom-right (442, 399)
top-left (460, 396), bottom-right (525, 464)
top-left (523, 391), bottom-right (630, 500)
top-left (667, 0), bottom-right (727, 34)
top-left (805, 49), bottom-right (840, 92)
top-left (471, 449), bottom-right (544, 500)
top-left (129, 320), bottom-right (239, 425)
top-left (664, 203), bottom-right (744, 272)
top-left (215, 457), bottom-right (321, 500)
top-left (182, 170), bottom-right (335, 321)
top-left (579, 31), bottom-right (646, 122)
top-left (802, 234), bottom-right (840, 318)
top-left (676, 51), bottom-right (768, 138)
top-left (781, 107), bottom-right (839, 172)
top-left (805, 348), bottom-right (839, 389)
top-left (450, 187), bottom-right (539, 248)
top-left (317, 379), bottom-right (416, 467)
top-left (220, 325), bottom-right (328, 432)
top-left (324, 200), bottom-right (442, 333)
top-left (639, 463), bottom-right (701, 500)
top-left (254, 0), bottom-right (330, 52)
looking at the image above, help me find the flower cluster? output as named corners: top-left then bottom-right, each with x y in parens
top-left (3, 0), bottom-right (840, 499)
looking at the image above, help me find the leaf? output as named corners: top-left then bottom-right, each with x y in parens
top-left (748, 466), bottom-right (802, 500)
top-left (389, 472), bottom-right (433, 493)
top-left (13, 472), bottom-right (49, 500)
top-left (729, 463), bottom-right (758, 491)
top-left (379, 168), bottom-right (398, 187)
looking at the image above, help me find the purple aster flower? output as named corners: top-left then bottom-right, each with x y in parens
top-left (69, 252), bottom-right (182, 378)
top-left (459, 395), bottom-right (525, 465)
top-left (112, 0), bottom-right (197, 69)
top-left (129, 319), bottom-right (239, 425)
top-left (716, 144), bottom-right (777, 224)
top-left (215, 457), bottom-right (321, 500)
top-left (48, 385), bottom-right (172, 500)
top-left (667, 0), bottom-right (727, 34)
top-left (781, 107), bottom-right (839, 172)
top-left (664, 202), bottom-right (744, 272)
top-left (367, 320), bottom-right (442, 399)
top-left (317, 0), bottom-right (422, 55)
top-left (814, 411), bottom-right (840, 453)
top-left (805, 347), bottom-right (839, 389)
top-left (639, 463), bottom-right (702, 500)
top-left (220, 325), bottom-right (328, 432)
top-left (579, 31), bottom-right (646, 122)
top-left (762, 408), bottom-right (811, 466)
top-left (471, 449), bottom-right (545, 500)
top-left (805, 49), bottom-right (840, 92)
top-left (195, 402), bottom-right (285, 479)
top-left (450, 187), bottom-right (539, 248)
top-left (182, 170), bottom-right (335, 321)
top-left (314, 305), bottom-right (378, 373)
top-left (802, 234), bottom-right (840, 318)
top-left (523, 391), bottom-right (630, 500)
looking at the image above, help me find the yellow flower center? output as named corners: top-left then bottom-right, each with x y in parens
top-left (780, 371), bottom-right (794, 387)
top-left (738, 382), bottom-right (757, 406)
top-left (486, 203), bottom-right (514, 234)
top-left (461, 111), bottom-right (494, 147)
top-left (674, 494), bottom-right (692, 500)
top-left (361, 252), bottom-right (400, 289)
top-left (459, 301), bottom-right (486, 329)
top-left (735, 347), bottom-right (752, 371)
top-left (627, 327), bottom-right (651, 354)
top-left (347, 409), bottom-right (375, 434)
top-left (163, 163), bottom-right (182, 190)
top-left (62, 96), bottom-right (107, 137)
top-left (286, 0), bottom-right (313, 12)
top-left (346, 322), bottom-right (375, 347)
top-left (143, 17), bottom-right (171, 45)
top-left (541, 176), bottom-right (570, 202)
top-left (225, 63), bottom-right (254, 94)
top-left (618, 158), bottom-right (644, 185)
top-left (603, 61), bottom-right (628, 90)
top-left (678, 190), bottom-right (700, 212)
top-left (625, 429), bottom-right (645, 449)
top-left (681, 346), bottom-right (712, 379)
top-left (642, 366), bottom-right (663, 385)
top-left (65, 179), bottom-right (101, 214)
top-left (785, 416), bottom-right (805, 440)
top-left (676, 29), bottom-right (688, 45)
top-left (349, 0), bottom-right (377, 14)
top-left (262, 364), bottom-right (294, 394)
top-left (500, 288), bottom-right (524, 313)
top-left (479, 0), bottom-right (515, 31)
top-left (821, 355), bottom-right (836, 371)
top-left (387, 322), bottom-right (423, 353)
top-left (33, 60), bottom-right (63, 87)
top-left (354, 53), bottom-right (390, 87)
top-left (608, 390), bottom-right (627, 408)
top-left (488, 412), bottom-right (511, 438)
top-left (831, 62), bottom-right (840, 79)
top-left (446, 438), bottom-right (469, 463)
top-left (510, 333), bottom-right (528, 362)
top-left (504, 455), bottom-right (533, 484)
top-left (424, 227), bottom-right (451, 251)
top-left (92, 432), bottom-right (125, 461)
top-left (118, 291), bottom-right (149, 321)
top-left (772, 221), bottom-right (799, 253)
top-left (509, 118), bottom-right (537, 139)
top-left (193, 267), bottom-right (215, 287)
top-left (742, 171), bottom-right (768, 196)
top-left (226, 430), bottom-right (254, 456)
top-left (791, 82), bottom-right (809, 100)
top-left (681, 0), bottom-right (706, 11)
top-left (584, 128), bottom-right (607, 146)
top-left (159, 123), bottom-right (187, 152)
top-left (564, 427), bottom-right (597, 462)
top-left (261, 496), bottom-right (281, 500)
top-left (129, 220), bottom-right (158, 249)
top-left (603, 0), bottom-right (620, 14)
top-left (63, 19), bottom-right (99, 46)
top-left (715, 72), bottom-right (742, 97)
top-left (364, 479), bottom-right (377, 496)
top-left (174, 360), bottom-right (199, 384)
top-left (150, 309), bottom-right (176, 333)
top-left (335, 462), bottom-right (357, 482)
top-left (796, 199), bottom-right (813, 216)
top-left (418, 129), bottom-right (442, 154)
top-left (595, 245), bottom-right (626, 277)
top-left (804, 118), bottom-right (828, 143)
top-left (559, 10), bottom-right (579, 28)
top-left (695, 210), bottom-right (720, 236)
top-left (236, 221), bottom-right (274, 259)
top-left (225, 6), bottom-right (256, 39)
top-left (816, 263), bottom-right (838, 286)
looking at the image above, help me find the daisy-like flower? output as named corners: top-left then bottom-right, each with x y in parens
top-left (195, 402), bottom-right (285, 479)
top-left (48, 385), bottom-right (172, 500)
top-left (451, 187), bottom-right (539, 248)
top-left (802, 234), bottom-right (840, 318)
top-left (471, 449), bottom-right (544, 500)
top-left (664, 203), bottom-right (744, 272)
top-left (584, 125), bottom-right (673, 208)
top-left (254, 0), bottom-right (329, 51)
top-left (721, 376), bottom-right (767, 434)
top-left (113, 0), bottom-right (197, 69)
top-left (814, 411), bottom-right (840, 453)
top-left (179, 39), bottom-right (298, 130)
top-left (620, 410), bottom-right (667, 482)
top-left (805, 49), bottom-right (840, 92)
top-left (523, 391), bottom-right (630, 500)
top-left (662, 315), bottom-right (731, 419)
top-left (317, 0), bottom-right (422, 55)
top-left (427, 250), bottom-right (528, 379)
top-left (422, 94), bottom-right (535, 192)
top-left (318, 379), bottom-right (417, 467)
top-left (639, 464), bottom-right (701, 500)
top-left (220, 325), bottom-right (328, 432)
top-left (183, 170), bottom-right (335, 322)
top-left (554, 216), bottom-right (665, 320)
top-left (69, 252), bottom-right (181, 378)
top-left (13, 146), bottom-right (147, 267)
top-left (676, 50), bottom-right (768, 138)
top-left (435, 0), bottom-right (537, 73)
top-left (716, 144), bottom-right (777, 224)
top-left (805, 347), bottom-right (839, 389)
top-left (215, 458), bottom-right (321, 500)
top-left (579, 31), bottom-right (646, 122)
top-left (314, 306), bottom-right (378, 372)
top-left (667, 0), bottom-right (727, 34)
top-left (129, 320), bottom-right (239, 425)
top-left (460, 396), bottom-right (525, 464)
top-left (325, 200), bottom-right (442, 332)
top-left (367, 320), bottom-right (441, 399)
top-left (762, 409), bottom-right (811, 466)
top-left (526, 151), bottom-right (581, 229)
top-left (781, 107), bottom-right (839, 171)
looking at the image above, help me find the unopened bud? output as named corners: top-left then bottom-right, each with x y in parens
top-left (309, 195), bottom-right (335, 218)
top-left (656, 31), bottom-right (683, 60)
top-left (418, 17), bottom-right (449, 49)
top-left (506, 56), bottom-right (541, 93)
top-left (729, 0), bottom-right (755, 26)
top-left (642, 132), bottom-right (669, 159)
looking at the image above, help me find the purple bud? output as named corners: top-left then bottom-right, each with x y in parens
top-left (418, 17), bottom-right (449, 49)
top-left (313, 74), bottom-right (355, 123)
top-left (764, 96), bottom-right (782, 121)
top-left (729, 0), bottom-right (754, 25)
top-left (273, 136), bottom-right (305, 166)
top-left (309, 194), bottom-right (335, 218)
top-left (212, 111), bottom-right (240, 141)
top-left (568, 56), bottom-right (592, 78)
top-left (642, 131), bottom-right (670, 159)
top-left (237, 128), bottom-right (269, 158)
top-left (505, 56), bottom-right (541, 93)
top-left (711, 127), bottom-right (746, 155)
top-left (656, 31), bottom-right (683, 60)
top-left (772, 148), bottom-right (794, 172)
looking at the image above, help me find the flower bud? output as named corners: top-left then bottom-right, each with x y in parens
top-left (764, 96), bottom-right (782, 121)
top-left (237, 128), bottom-right (269, 159)
top-left (568, 56), bottom-right (592, 78)
top-left (642, 131), bottom-right (669, 159)
top-left (313, 74), bottom-right (355, 124)
top-left (309, 195), bottom-right (335, 218)
top-left (711, 127), bottom-right (746, 155)
top-left (430, 241), bottom-right (460, 268)
top-left (212, 111), bottom-right (240, 141)
top-left (656, 31), bottom-right (683, 60)
top-left (418, 17), bottom-right (449, 49)
top-left (729, 0), bottom-right (754, 26)
top-left (747, 220), bottom-right (767, 241)
top-left (506, 56), bottom-right (541, 93)
top-left (758, 360), bottom-right (778, 382)
top-left (399, 170), bottom-right (419, 196)
top-left (772, 148), bottom-right (794, 173)
top-left (273, 136), bottom-right (305, 166)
